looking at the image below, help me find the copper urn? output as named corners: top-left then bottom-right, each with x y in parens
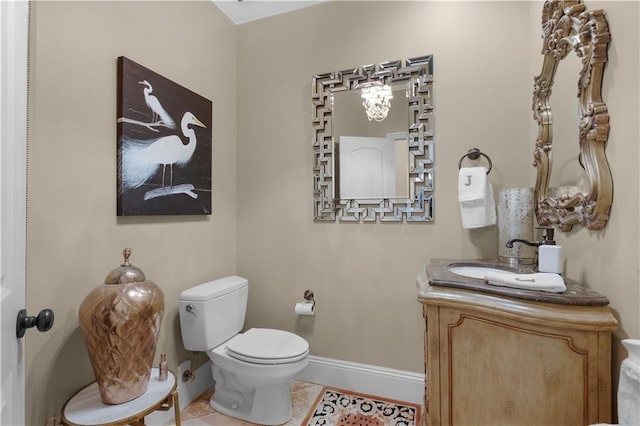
top-left (79, 248), bottom-right (164, 404)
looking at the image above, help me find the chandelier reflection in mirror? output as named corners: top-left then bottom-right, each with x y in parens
top-left (312, 55), bottom-right (434, 222)
top-left (361, 83), bottom-right (394, 122)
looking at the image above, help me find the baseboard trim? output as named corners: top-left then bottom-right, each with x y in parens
top-left (145, 360), bottom-right (214, 425)
top-left (146, 355), bottom-right (425, 424)
top-left (295, 355), bottom-right (425, 405)
top-left (176, 360), bottom-right (214, 411)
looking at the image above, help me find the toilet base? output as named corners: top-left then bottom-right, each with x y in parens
top-left (210, 382), bottom-right (293, 426)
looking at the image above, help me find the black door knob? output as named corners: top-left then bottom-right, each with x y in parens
top-left (16, 308), bottom-right (54, 338)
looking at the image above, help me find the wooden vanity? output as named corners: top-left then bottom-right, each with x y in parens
top-left (418, 259), bottom-right (618, 426)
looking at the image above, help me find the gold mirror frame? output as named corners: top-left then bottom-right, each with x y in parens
top-left (532, 0), bottom-right (612, 232)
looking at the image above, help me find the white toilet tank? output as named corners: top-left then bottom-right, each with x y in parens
top-left (179, 276), bottom-right (248, 351)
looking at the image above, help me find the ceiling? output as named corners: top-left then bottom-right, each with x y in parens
top-left (212, 0), bottom-right (327, 25)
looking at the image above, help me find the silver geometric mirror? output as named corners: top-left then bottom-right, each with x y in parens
top-left (312, 55), bottom-right (434, 222)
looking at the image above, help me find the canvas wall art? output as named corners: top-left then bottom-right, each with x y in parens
top-left (117, 56), bottom-right (212, 216)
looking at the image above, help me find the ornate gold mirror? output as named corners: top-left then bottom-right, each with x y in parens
top-left (312, 55), bottom-right (434, 222)
top-left (532, 0), bottom-right (612, 232)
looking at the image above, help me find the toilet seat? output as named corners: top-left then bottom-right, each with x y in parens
top-left (225, 328), bottom-right (309, 365)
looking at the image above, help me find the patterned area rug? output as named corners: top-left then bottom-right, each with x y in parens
top-left (302, 387), bottom-right (421, 426)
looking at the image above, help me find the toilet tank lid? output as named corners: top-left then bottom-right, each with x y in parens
top-left (180, 276), bottom-right (247, 301)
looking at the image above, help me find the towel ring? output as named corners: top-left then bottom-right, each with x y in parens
top-left (458, 148), bottom-right (492, 174)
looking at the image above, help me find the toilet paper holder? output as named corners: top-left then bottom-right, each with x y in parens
top-left (303, 290), bottom-right (315, 308)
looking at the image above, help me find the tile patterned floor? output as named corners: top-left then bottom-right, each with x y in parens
top-left (169, 380), bottom-right (325, 426)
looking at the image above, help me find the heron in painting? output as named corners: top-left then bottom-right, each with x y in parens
top-left (121, 111), bottom-right (206, 191)
top-left (138, 80), bottom-right (176, 129)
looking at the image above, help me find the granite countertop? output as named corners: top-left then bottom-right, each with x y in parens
top-left (423, 258), bottom-right (610, 306)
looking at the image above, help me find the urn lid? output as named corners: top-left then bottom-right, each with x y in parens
top-left (104, 248), bottom-right (146, 284)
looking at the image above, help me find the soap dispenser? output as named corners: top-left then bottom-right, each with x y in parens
top-left (537, 228), bottom-right (563, 274)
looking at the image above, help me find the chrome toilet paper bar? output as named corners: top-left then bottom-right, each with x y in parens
top-left (303, 290), bottom-right (315, 308)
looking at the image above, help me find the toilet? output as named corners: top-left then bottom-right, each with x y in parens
top-left (179, 276), bottom-right (309, 425)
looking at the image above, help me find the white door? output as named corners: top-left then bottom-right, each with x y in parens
top-left (0, 1), bottom-right (29, 424)
top-left (339, 136), bottom-right (397, 199)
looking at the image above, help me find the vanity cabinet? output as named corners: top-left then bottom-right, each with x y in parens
top-left (418, 272), bottom-right (618, 426)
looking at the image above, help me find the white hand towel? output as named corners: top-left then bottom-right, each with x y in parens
top-left (484, 272), bottom-right (566, 293)
top-left (459, 167), bottom-right (496, 229)
top-left (458, 167), bottom-right (487, 202)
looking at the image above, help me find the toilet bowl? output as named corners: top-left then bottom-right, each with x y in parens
top-left (179, 276), bottom-right (309, 425)
top-left (207, 328), bottom-right (309, 424)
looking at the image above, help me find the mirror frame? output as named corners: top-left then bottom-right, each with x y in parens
top-left (532, 0), bottom-right (612, 232)
top-left (312, 55), bottom-right (434, 222)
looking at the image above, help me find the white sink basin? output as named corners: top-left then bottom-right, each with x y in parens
top-left (447, 265), bottom-right (517, 279)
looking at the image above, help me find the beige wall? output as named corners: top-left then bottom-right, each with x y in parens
top-left (236, 0), bottom-right (639, 379)
top-left (236, 1), bottom-right (533, 373)
top-left (525, 2), bottom-right (640, 407)
top-left (554, 0), bottom-right (640, 369)
top-left (24, 0), bottom-right (639, 423)
top-left (26, 1), bottom-right (236, 423)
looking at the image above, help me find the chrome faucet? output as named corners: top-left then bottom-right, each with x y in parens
top-left (506, 228), bottom-right (555, 248)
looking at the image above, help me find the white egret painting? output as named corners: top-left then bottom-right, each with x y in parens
top-left (117, 56), bottom-right (212, 216)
